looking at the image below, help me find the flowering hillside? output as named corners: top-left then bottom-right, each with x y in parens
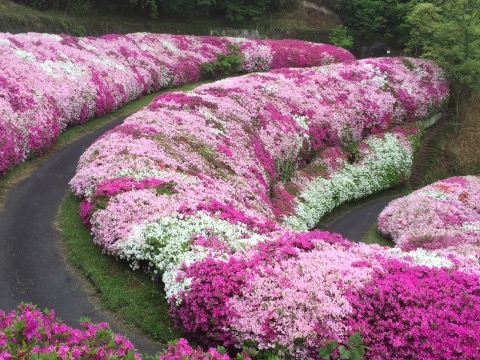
top-left (65, 57), bottom-right (480, 358)
top-left (378, 176), bottom-right (480, 256)
top-left (0, 33), bottom-right (353, 175)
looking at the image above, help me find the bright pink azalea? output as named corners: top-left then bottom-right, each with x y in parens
top-left (67, 56), bottom-right (467, 358)
top-left (0, 303), bottom-right (140, 359)
top-left (346, 259), bottom-right (480, 359)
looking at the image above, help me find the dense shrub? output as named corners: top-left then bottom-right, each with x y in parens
top-left (378, 176), bottom-right (480, 254)
top-left (0, 303), bottom-right (140, 359)
top-left (346, 259), bottom-right (480, 359)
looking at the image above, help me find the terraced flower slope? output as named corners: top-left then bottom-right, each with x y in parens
top-left (0, 32), bottom-right (353, 174)
top-left (67, 57), bottom-right (480, 358)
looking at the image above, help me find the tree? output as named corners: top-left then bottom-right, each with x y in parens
top-left (331, 0), bottom-right (419, 51)
top-left (407, 1), bottom-right (480, 108)
top-left (328, 25), bottom-right (353, 49)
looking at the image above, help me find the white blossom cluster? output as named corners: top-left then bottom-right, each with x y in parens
top-left (116, 211), bottom-right (268, 299)
top-left (284, 132), bottom-right (414, 230)
top-left (388, 248), bottom-right (454, 268)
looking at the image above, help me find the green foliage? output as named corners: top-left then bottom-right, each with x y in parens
top-left (15, 0), bottom-right (295, 21)
top-left (319, 332), bottom-right (368, 360)
top-left (160, 0), bottom-right (214, 18)
top-left (217, 0), bottom-right (272, 21)
top-left (328, 25), bottom-right (353, 49)
top-left (155, 181), bottom-right (176, 196)
top-left (275, 158), bottom-right (297, 182)
top-left (406, 1), bottom-right (480, 99)
top-left (201, 44), bottom-right (245, 79)
top-left (129, 0), bottom-right (158, 18)
top-left (15, 0), bottom-right (92, 14)
top-left (331, 0), bottom-right (419, 50)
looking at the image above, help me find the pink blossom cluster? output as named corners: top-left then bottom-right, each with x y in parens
top-left (346, 259), bottom-right (480, 359)
top-left (0, 303), bottom-right (140, 359)
top-left (0, 304), bottom-right (248, 359)
top-left (159, 338), bottom-right (253, 359)
top-left (378, 176), bottom-right (480, 256)
top-left (70, 57), bottom-right (448, 252)
top-left (173, 231), bottom-right (480, 358)
top-left (0, 32), bottom-right (353, 175)
top-left (67, 58), bottom-right (466, 357)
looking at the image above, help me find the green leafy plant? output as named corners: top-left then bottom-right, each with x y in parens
top-left (319, 332), bottom-right (368, 360)
top-left (328, 25), bottom-right (354, 49)
top-left (201, 44), bottom-right (245, 79)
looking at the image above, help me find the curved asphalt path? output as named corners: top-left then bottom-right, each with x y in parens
top-left (0, 114), bottom-right (161, 355)
top-left (325, 194), bottom-right (402, 242)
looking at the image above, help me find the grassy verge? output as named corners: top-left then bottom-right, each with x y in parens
top-left (0, 80), bottom-right (207, 207)
top-left (363, 222), bottom-right (395, 247)
top-left (58, 193), bottom-right (179, 343)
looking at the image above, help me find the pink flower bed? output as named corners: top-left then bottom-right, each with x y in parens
top-left (65, 57), bottom-right (478, 357)
top-left (0, 32), bottom-right (353, 175)
top-left (0, 304), bottom-right (245, 359)
top-left (0, 303), bottom-right (140, 359)
top-left (378, 176), bottom-right (480, 256)
top-left (172, 232), bottom-right (480, 358)
top-left (70, 57), bottom-right (447, 249)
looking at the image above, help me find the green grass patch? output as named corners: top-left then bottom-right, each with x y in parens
top-left (58, 192), bottom-right (179, 344)
top-left (363, 222), bottom-right (395, 247)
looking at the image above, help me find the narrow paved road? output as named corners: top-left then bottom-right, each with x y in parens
top-left (0, 114), bottom-right (161, 355)
top-left (325, 194), bottom-right (402, 243)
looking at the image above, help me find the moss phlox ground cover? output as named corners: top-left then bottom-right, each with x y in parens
top-left (0, 32), bottom-right (352, 174)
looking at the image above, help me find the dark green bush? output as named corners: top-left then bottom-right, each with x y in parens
top-left (201, 44), bottom-right (245, 79)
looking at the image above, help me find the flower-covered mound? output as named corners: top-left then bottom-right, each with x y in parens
top-left (68, 57), bottom-right (471, 358)
top-left (378, 176), bottom-right (480, 256)
top-left (0, 303), bottom-right (140, 359)
top-left (0, 32), bottom-right (353, 175)
top-left (171, 231), bottom-right (479, 358)
top-left (0, 303), bottom-right (248, 359)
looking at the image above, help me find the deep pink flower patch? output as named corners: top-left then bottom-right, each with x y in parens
top-left (346, 259), bottom-right (480, 359)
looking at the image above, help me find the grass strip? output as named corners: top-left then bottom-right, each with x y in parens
top-left (363, 222), bottom-right (395, 247)
top-left (58, 192), bottom-right (179, 344)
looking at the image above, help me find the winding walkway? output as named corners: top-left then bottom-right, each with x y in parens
top-left (0, 114), bottom-right (161, 355)
top-left (324, 195), bottom-right (401, 242)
